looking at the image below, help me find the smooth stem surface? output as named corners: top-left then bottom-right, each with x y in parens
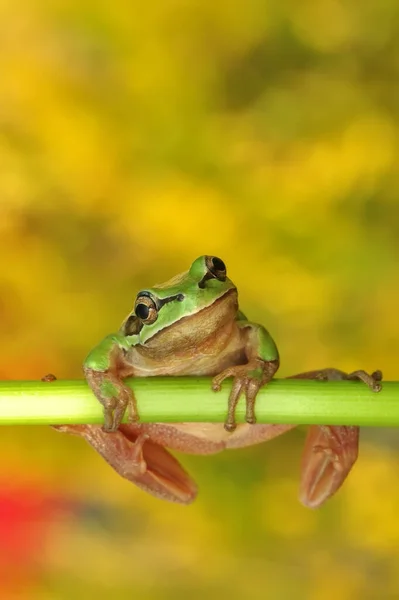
top-left (0, 378), bottom-right (398, 426)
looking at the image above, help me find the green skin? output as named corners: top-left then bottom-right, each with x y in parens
top-left (84, 255), bottom-right (279, 433)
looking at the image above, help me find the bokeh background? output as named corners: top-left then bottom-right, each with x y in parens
top-left (1, 1), bottom-right (399, 598)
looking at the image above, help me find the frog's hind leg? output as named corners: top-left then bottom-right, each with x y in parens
top-left (290, 367), bottom-right (382, 508)
top-left (299, 424), bottom-right (359, 508)
top-left (53, 424), bottom-right (198, 504)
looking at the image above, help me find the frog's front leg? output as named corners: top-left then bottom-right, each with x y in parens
top-left (288, 368), bottom-right (382, 508)
top-left (84, 334), bottom-right (138, 432)
top-left (212, 322), bottom-right (279, 432)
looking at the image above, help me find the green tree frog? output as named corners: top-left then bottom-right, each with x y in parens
top-left (52, 256), bottom-right (382, 508)
top-left (83, 255), bottom-right (281, 433)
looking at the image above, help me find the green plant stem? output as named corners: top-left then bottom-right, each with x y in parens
top-left (0, 377), bottom-right (398, 426)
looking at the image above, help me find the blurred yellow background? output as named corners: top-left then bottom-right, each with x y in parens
top-left (1, 1), bottom-right (399, 598)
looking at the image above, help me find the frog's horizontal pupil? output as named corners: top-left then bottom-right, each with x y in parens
top-left (136, 303), bottom-right (150, 320)
top-left (212, 257), bottom-right (226, 272)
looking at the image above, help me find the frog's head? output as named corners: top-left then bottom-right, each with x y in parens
top-left (122, 255), bottom-right (238, 347)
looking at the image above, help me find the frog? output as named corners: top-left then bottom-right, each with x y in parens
top-left (51, 256), bottom-right (382, 508)
top-left (52, 367), bottom-right (382, 508)
top-left (83, 255), bottom-right (280, 434)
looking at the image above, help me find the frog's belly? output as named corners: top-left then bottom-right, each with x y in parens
top-left (136, 421), bottom-right (295, 453)
top-left (171, 422), bottom-right (295, 450)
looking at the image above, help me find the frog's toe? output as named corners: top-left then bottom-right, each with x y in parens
top-left (224, 421), bottom-right (237, 433)
top-left (212, 367), bottom-right (235, 391)
top-left (245, 415), bottom-right (257, 425)
top-left (347, 369), bottom-right (383, 393)
top-left (127, 412), bottom-right (140, 424)
top-left (126, 397), bottom-right (140, 424)
top-left (102, 412), bottom-right (118, 433)
top-left (211, 380), bottom-right (222, 392)
top-left (372, 369), bottom-right (383, 382)
top-left (244, 377), bottom-right (262, 425)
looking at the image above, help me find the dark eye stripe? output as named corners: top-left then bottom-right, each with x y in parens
top-left (158, 293), bottom-right (184, 308)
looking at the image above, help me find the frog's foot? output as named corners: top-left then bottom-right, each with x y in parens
top-left (307, 367), bottom-right (383, 392)
top-left (212, 359), bottom-right (278, 432)
top-left (41, 373), bottom-right (57, 382)
top-left (299, 425), bottom-right (359, 508)
top-left (56, 424), bottom-right (198, 504)
top-left (119, 431), bottom-right (149, 477)
top-left (84, 368), bottom-right (139, 433)
top-left (346, 369), bottom-right (382, 392)
top-left (53, 424), bottom-right (149, 477)
top-left (310, 369), bottom-right (382, 392)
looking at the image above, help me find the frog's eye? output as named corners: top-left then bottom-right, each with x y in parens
top-left (206, 256), bottom-right (226, 280)
top-left (135, 294), bottom-right (158, 325)
top-left (199, 256), bottom-right (227, 288)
